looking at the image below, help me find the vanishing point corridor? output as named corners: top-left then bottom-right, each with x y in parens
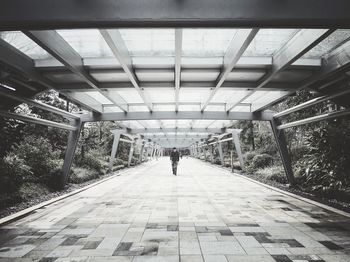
top-left (0, 158), bottom-right (349, 262)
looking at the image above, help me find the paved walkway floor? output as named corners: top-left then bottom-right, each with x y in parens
top-left (0, 158), bottom-right (350, 262)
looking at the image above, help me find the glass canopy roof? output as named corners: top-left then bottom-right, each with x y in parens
top-left (1, 27), bottom-right (350, 147)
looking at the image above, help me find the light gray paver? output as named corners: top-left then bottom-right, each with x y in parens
top-left (0, 158), bottom-right (349, 262)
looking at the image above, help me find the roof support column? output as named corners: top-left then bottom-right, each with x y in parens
top-left (109, 130), bottom-right (124, 170)
top-left (231, 130), bottom-right (245, 170)
top-left (139, 142), bottom-right (145, 163)
top-left (61, 119), bottom-right (84, 188)
top-left (128, 143), bottom-right (134, 167)
top-left (217, 142), bottom-right (224, 166)
top-left (270, 118), bottom-right (295, 186)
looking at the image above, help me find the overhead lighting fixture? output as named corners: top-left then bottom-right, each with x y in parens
top-left (0, 83), bottom-right (16, 91)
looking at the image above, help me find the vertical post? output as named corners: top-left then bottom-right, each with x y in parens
top-left (217, 142), bottom-right (224, 166)
top-left (61, 119), bottom-right (83, 188)
top-left (109, 130), bottom-right (122, 170)
top-left (232, 130), bottom-right (245, 170)
top-left (128, 142), bottom-right (134, 167)
top-left (270, 118), bottom-right (295, 186)
top-left (139, 142), bottom-right (145, 163)
top-left (210, 145), bottom-right (214, 164)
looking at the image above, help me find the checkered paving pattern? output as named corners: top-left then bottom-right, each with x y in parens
top-left (0, 158), bottom-right (349, 262)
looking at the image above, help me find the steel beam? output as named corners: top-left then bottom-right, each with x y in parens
top-left (202, 29), bottom-right (259, 111)
top-left (2, 0), bottom-right (350, 30)
top-left (228, 29), bottom-right (334, 112)
top-left (270, 118), bottom-right (295, 185)
top-left (274, 88), bottom-right (350, 118)
top-left (61, 119), bottom-right (84, 187)
top-left (0, 89), bottom-right (80, 120)
top-left (128, 127), bottom-right (224, 134)
top-left (175, 29), bottom-right (182, 112)
top-left (277, 108), bottom-right (350, 129)
top-left (0, 110), bottom-right (77, 131)
top-left (0, 38), bottom-right (102, 113)
top-left (100, 29), bottom-right (153, 111)
top-left (80, 111), bottom-right (274, 122)
top-left (255, 35), bottom-right (350, 112)
top-left (56, 80), bottom-right (301, 92)
top-left (24, 30), bottom-right (128, 112)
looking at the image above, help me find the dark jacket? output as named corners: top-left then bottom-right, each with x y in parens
top-left (170, 151), bottom-right (180, 162)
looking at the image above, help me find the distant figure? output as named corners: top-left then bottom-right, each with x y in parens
top-left (170, 147), bottom-right (180, 175)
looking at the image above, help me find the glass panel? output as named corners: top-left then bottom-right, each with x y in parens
top-left (182, 29), bottom-right (237, 56)
top-left (206, 105), bottom-right (225, 111)
top-left (209, 120), bottom-right (235, 128)
top-left (179, 88), bottom-right (211, 103)
top-left (153, 104), bottom-right (175, 111)
top-left (128, 105), bottom-right (149, 112)
top-left (57, 29), bottom-right (114, 58)
top-left (301, 29), bottom-right (350, 58)
top-left (103, 106), bottom-right (123, 113)
top-left (179, 104), bottom-right (201, 111)
top-left (1, 31), bottom-right (52, 59)
top-left (194, 120), bottom-right (217, 128)
top-left (112, 89), bottom-right (144, 103)
top-left (243, 29), bottom-right (299, 57)
top-left (161, 120), bottom-right (176, 128)
top-left (84, 91), bottom-right (113, 104)
top-left (120, 29), bottom-right (175, 56)
top-left (211, 90), bottom-right (248, 103)
top-left (144, 88), bottom-right (175, 103)
top-left (241, 91), bottom-right (289, 111)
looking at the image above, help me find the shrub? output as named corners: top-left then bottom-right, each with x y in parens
top-left (18, 182), bottom-right (51, 202)
top-left (244, 151), bottom-right (257, 163)
top-left (0, 153), bottom-right (32, 194)
top-left (69, 167), bottom-right (99, 184)
top-left (251, 154), bottom-right (273, 169)
top-left (256, 165), bottom-right (287, 183)
top-left (16, 136), bottom-right (62, 185)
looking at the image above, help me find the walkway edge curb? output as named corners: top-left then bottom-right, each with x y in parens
top-left (197, 158), bottom-right (350, 218)
top-left (0, 163), bottom-right (150, 227)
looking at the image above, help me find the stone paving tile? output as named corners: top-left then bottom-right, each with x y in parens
top-left (0, 158), bottom-right (350, 261)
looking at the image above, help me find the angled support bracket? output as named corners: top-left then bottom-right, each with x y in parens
top-left (61, 118), bottom-right (84, 187)
top-left (270, 118), bottom-right (295, 185)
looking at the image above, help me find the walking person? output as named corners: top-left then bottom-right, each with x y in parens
top-left (170, 147), bottom-right (180, 175)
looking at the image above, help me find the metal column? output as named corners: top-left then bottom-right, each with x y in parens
top-left (270, 118), bottom-right (295, 185)
top-left (61, 119), bottom-right (84, 188)
top-left (128, 143), bottom-right (134, 167)
top-left (139, 142), bottom-right (145, 163)
top-left (232, 130), bottom-right (245, 170)
top-left (109, 130), bottom-right (123, 170)
top-left (217, 142), bottom-right (224, 166)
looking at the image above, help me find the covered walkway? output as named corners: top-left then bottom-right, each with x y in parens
top-left (0, 158), bottom-right (349, 262)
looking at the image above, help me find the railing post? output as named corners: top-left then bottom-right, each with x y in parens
top-left (61, 118), bottom-right (83, 188)
top-left (270, 118), bottom-right (296, 186)
top-left (139, 142), bottom-right (145, 163)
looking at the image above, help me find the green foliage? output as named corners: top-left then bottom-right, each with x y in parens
top-left (76, 150), bottom-right (105, 175)
top-left (18, 182), bottom-right (51, 202)
top-left (0, 152), bottom-right (32, 193)
top-left (15, 135), bottom-right (62, 186)
top-left (69, 167), bottom-right (99, 184)
top-left (295, 119), bottom-right (350, 191)
top-left (255, 165), bottom-right (287, 184)
top-left (251, 154), bottom-right (273, 169)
